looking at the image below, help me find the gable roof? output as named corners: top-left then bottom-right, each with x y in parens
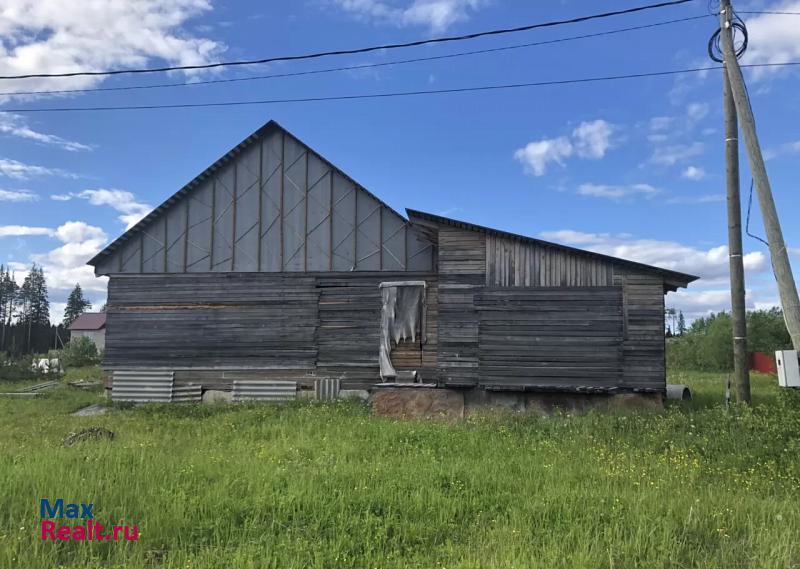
top-left (88, 120), bottom-right (408, 268)
top-left (406, 209), bottom-right (698, 290)
top-left (69, 313), bottom-right (107, 331)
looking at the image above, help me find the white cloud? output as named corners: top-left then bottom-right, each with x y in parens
top-left (572, 119), bottom-right (614, 159)
top-left (0, 158), bottom-right (77, 180)
top-left (514, 118), bottom-right (615, 177)
top-left (649, 116), bottom-right (673, 131)
top-left (538, 229), bottom-right (766, 283)
top-left (686, 102), bottom-right (709, 122)
top-left (0, 113), bottom-right (91, 151)
top-left (666, 193), bottom-right (724, 205)
top-left (577, 183), bottom-right (659, 200)
top-left (50, 194), bottom-right (73, 201)
top-left (77, 189), bottom-right (152, 228)
top-left (0, 188), bottom-right (37, 201)
top-left (741, 2), bottom-right (800, 77)
top-left (30, 221), bottom-right (108, 293)
top-left (331, 0), bottom-right (486, 31)
top-left (0, 225), bottom-right (54, 237)
top-left (681, 166), bottom-right (706, 181)
top-left (514, 137), bottom-right (573, 177)
top-left (0, 0), bottom-right (224, 101)
top-left (651, 142), bottom-right (705, 166)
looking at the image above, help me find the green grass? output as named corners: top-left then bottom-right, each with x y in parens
top-left (0, 372), bottom-right (798, 568)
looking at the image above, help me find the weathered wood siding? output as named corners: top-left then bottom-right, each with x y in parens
top-left (105, 272), bottom-right (438, 390)
top-left (105, 274), bottom-right (319, 370)
top-left (476, 287), bottom-right (624, 389)
top-left (93, 127), bottom-right (434, 276)
top-left (434, 226), bottom-right (667, 391)
top-left (437, 228), bottom-right (485, 386)
top-left (621, 272), bottom-right (666, 390)
top-left (486, 234), bottom-right (614, 287)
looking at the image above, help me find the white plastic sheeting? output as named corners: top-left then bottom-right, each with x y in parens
top-left (379, 281), bottom-right (427, 381)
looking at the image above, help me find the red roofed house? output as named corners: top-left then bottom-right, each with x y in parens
top-left (69, 313), bottom-right (107, 351)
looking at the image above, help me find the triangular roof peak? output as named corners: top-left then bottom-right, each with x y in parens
top-left (89, 120), bottom-right (410, 267)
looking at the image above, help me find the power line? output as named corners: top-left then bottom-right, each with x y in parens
top-left (0, 15), bottom-right (710, 98)
top-left (3, 61), bottom-right (798, 114)
top-left (0, 0), bottom-right (694, 81)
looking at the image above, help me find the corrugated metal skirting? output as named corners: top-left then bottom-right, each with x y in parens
top-left (315, 378), bottom-right (341, 401)
top-left (232, 380), bottom-right (297, 402)
top-left (112, 370), bottom-right (174, 403)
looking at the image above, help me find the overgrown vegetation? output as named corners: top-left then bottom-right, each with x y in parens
top-left (1, 372), bottom-right (798, 568)
top-left (60, 336), bottom-right (101, 368)
top-left (667, 308), bottom-right (792, 371)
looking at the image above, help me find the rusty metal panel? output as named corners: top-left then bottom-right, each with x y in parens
top-left (112, 370), bottom-right (174, 402)
top-left (232, 379), bottom-right (297, 401)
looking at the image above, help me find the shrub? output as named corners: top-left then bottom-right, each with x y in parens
top-left (61, 336), bottom-right (100, 368)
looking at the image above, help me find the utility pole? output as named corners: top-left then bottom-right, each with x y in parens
top-left (718, 0), bottom-right (800, 353)
top-left (722, 60), bottom-right (750, 403)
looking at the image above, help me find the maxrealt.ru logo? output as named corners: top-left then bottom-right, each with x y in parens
top-left (40, 499), bottom-right (138, 542)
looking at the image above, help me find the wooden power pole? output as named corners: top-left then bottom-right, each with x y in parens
top-left (722, 60), bottom-right (751, 403)
top-left (718, 0), bottom-right (800, 354)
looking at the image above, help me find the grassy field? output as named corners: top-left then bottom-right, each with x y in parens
top-left (0, 371), bottom-right (798, 568)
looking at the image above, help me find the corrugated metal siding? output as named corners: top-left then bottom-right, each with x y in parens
top-left (232, 380), bottom-right (297, 401)
top-left (112, 370), bottom-right (174, 402)
top-left (486, 234), bottom-right (615, 287)
top-left (315, 378), bottom-right (340, 400)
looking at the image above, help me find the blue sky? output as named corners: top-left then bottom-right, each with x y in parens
top-left (0, 0), bottom-right (798, 322)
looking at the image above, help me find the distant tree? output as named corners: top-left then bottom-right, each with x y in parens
top-left (18, 264), bottom-right (50, 326)
top-left (677, 311), bottom-right (687, 336)
top-left (63, 283), bottom-right (92, 327)
top-left (0, 266), bottom-right (19, 350)
top-left (17, 264), bottom-right (50, 353)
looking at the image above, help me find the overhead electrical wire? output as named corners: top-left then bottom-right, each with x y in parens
top-left (3, 61), bottom-right (798, 114)
top-left (0, 0), bottom-right (695, 81)
top-left (0, 15), bottom-right (711, 98)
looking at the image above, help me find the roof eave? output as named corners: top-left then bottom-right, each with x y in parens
top-left (406, 208), bottom-right (699, 290)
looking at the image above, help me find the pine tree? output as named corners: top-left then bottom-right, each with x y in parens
top-left (677, 311), bottom-right (687, 336)
top-left (0, 265), bottom-right (19, 350)
top-left (18, 264), bottom-right (50, 326)
top-left (63, 283), bottom-right (92, 327)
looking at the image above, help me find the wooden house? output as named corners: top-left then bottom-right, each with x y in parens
top-left (89, 121), bottom-right (697, 405)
